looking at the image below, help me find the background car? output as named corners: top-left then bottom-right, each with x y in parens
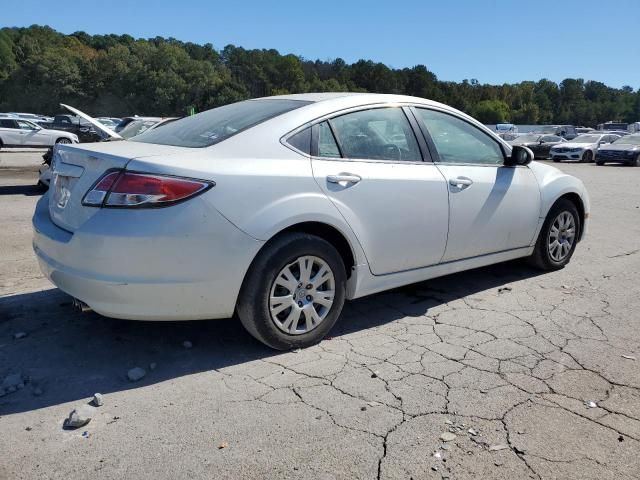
top-left (33, 93), bottom-right (589, 350)
top-left (0, 118), bottom-right (78, 148)
top-left (539, 125), bottom-right (578, 139)
top-left (115, 116), bottom-right (162, 132)
top-left (596, 134), bottom-right (640, 166)
top-left (550, 133), bottom-right (619, 162)
top-left (508, 133), bottom-right (565, 159)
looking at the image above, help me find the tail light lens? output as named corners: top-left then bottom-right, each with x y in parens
top-left (83, 171), bottom-right (213, 208)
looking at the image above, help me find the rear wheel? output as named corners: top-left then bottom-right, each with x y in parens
top-left (528, 198), bottom-right (580, 270)
top-left (596, 160), bottom-right (604, 166)
top-left (56, 138), bottom-right (71, 144)
top-left (236, 233), bottom-right (346, 350)
top-left (581, 150), bottom-right (593, 163)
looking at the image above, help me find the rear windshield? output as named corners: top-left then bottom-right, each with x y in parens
top-left (131, 99), bottom-right (311, 148)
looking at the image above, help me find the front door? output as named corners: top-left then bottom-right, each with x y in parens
top-left (311, 107), bottom-right (449, 275)
top-left (413, 107), bottom-right (541, 262)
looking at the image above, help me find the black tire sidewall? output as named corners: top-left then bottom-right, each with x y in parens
top-left (582, 150), bottom-right (592, 163)
top-left (237, 233), bottom-right (346, 350)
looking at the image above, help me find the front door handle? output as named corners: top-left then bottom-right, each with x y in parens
top-left (327, 173), bottom-right (361, 185)
top-left (449, 177), bottom-right (473, 188)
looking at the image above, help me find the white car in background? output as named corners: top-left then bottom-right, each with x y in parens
top-left (33, 93), bottom-right (590, 350)
top-left (0, 118), bottom-right (78, 148)
top-left (550, 133), bottom-right (620, 163)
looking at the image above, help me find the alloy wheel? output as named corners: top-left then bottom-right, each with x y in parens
top-left (547, 211), bottom-right (576, 262)
top-left (269, 256), bottom-right (335, 335)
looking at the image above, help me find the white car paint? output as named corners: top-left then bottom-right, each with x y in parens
top-left (32, 93), bottom-right (590, 322)
top-left (0, 118), bottom-right (78, 147)
top-left (550, 133), bottom-right (619, 162)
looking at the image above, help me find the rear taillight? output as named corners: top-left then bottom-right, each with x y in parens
top-left (83, 171), bottom-right (213, 208)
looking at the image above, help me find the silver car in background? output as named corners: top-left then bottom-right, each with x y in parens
top-left (33, 93), bottom-right (590, 350)
top-left (550, 133), bottom-right (620, 163)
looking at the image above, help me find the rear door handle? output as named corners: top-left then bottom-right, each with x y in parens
top-left (327, 173), bottom-right (361, 185)
top-left (449, 177), bottom-right (473, 188)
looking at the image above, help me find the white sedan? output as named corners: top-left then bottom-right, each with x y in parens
top-left (550, 133), bottom-right (620, 163)
top-left (0, 118), bottom-right (78, 148)
top-left (33, 93), bottom-right (590, 350)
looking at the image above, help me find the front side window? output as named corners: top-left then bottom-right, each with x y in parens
top-left (17, 120), bottom-right (35, 130)
top-left (416, 109), bottom-right (504, 165)
top-left (543, 136), bottom-right (561, 142)
top-left (132, 99), bottom-right (311, 148)
top-left (329, 108), bottom-right (421, 162)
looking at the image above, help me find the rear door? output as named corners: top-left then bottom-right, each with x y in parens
top-left (413, 107), bottom-right (541, 262)
top-left (310, 106), bottom-right (449, 275)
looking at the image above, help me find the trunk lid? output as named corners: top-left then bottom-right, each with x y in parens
top-left (49, 142), bottom-right (190, 231)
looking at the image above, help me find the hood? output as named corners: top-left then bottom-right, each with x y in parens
top-left (60, 103), bottom-right (122, 140)
top-left (552, 142), bottom-right (593, 149)
top-left (598, 143), bottom-right (640, 152)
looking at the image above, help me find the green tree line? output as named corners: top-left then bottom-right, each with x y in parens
top-left (1, 25), bottom-right (639, 126)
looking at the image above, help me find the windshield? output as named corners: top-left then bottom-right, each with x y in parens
top-left (513, 134), bottom-right (541, 143)
top-left (613, 135), bottom-right (640, 145)
top-left (569, 135), bottom-right (601, 143)
top-left (131, 99), bottom-right (311, 147)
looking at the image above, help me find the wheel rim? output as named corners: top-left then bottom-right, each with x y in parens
top-left (57, 139), bottom-right (71, 144)
top-left (269, 255), bottom-right (335, 335)
top-left (547, 211), bottom-right (576, 262)
top-left (583, 151), bottom-right (591, 162)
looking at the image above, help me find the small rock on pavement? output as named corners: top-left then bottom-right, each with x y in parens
top-left (13, 332), bottom-right (28, 339)
top-left (127, 367), bottom-right (146, 382)
top-left (489, 444), bottom-right (509, 451)
top-left (92, 393), bottom-right (104, 407)
top-left (440, 432), bottom-right (457, 442)
top-left (183, 340), bottom-right (193, 349)
top-left (585, 400), bottom-right (598, 408)
top-left (467, 428), bottom-right (478, 436)
top-left (498, 287), bottom-right (512, 293)
top-left (621, 355), bottom-right (636, 361)
top-left (218, 442), bottom-right (228, 449)
top-left (64, 405), bottom-right (96, 429)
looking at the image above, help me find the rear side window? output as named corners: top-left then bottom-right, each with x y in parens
top-left (0, 119), bottom-right (17, 128)
top-left (287, 127), bottom-right (311, 155)
top-left (132, 99), bottom-right (311, 148)
top-left (318, 122), bottom-right (341, 158)
top-left (329, 108), bottom-right (421, 161)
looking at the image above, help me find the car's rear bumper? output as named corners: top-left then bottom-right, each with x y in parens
top-left (32, 194), bottom-right (263, 320)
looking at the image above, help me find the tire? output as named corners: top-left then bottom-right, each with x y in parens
top-left (528, 198), bottom-right (581, 271)
top-left (56, 138), bottom-right (71, 144)
top-left (596, 161), bottom-right (604, 166)
top-left (634, 154), bottom-right (640, 167)
top-left (236, 232), bottom-right (346, 350)
top-left (552, 158), bottom-right (560, 163)
top-left (581, 150), bottom-right (593, 163)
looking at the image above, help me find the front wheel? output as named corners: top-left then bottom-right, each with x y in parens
top-left (581, 150), bottom-right (593, 163)
top-left (528, 199), bottom-right (580, 270)
top-left (634, 154), bottom-right (640, 167)
top-left (56, 138), bottom-right (71, 144)
top-left (236, 233), bottom-right (346, 350)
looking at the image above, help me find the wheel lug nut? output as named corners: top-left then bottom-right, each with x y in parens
top-left (306, 295), bottom-right (312, 301)
top-left (306, 284), bottom-right (312, 289)
top-left (298, 283), bottom-right (303, 287)
top-left (297, 301), bottom-right (303, 307)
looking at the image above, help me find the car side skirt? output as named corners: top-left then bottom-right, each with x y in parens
top-left (348, 246), bottom-right (534, 299)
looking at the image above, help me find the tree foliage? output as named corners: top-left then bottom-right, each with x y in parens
top-left (0, 25), bottom-right (637, 126)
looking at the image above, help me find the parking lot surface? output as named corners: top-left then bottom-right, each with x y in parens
top-left (1, 151), bottom-right (639, 479)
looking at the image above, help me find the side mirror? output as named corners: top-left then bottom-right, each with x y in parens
top-left (505, 145), bottom-right (533, 166)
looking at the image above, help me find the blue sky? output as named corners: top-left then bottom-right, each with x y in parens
top-left (4, 0), bottom-right (639, 89)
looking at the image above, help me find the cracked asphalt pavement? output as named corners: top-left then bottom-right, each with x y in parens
top-left (1, 152), bottom-right (639, 479)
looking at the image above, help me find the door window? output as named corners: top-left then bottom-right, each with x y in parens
top-left (16, 120), bottom-right (35, 130)
top-left (317, 121), bottom-right (341, 158)
top-left (0, 119), bottom-right (17, 129)
top-left (328, 108), bottom-right (421, 161)
top-left (416, 109), bottom-right (504, 165)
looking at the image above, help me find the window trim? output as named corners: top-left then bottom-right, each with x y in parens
top-left (411, 106), bottom-right (516, 168)
top-left (282, 103), bottom-right (432, 165)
